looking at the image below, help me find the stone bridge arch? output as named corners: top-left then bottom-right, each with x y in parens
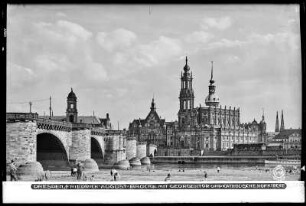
top-left (91, 136), bottom-right (104, 167)
top-left (36, 131), bottom-right (71, 171)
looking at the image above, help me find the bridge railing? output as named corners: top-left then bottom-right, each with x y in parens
top-left (7, 113), bottom-right (128, 135)
top-left (71, 122), bottom-right (92, 130)
top-left (105, 130), bottom-right (125, 135)
top-left (91, 127), bottom-right (105, 136)
top-left (36, 117), bottom-right (72, 127)
top-left (36, 118), bottom-right (72, 132)
top-left (6, 112), bottom-right (39, 121)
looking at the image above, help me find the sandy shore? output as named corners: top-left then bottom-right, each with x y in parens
top-left (13, 166), bottom-right (299, 182)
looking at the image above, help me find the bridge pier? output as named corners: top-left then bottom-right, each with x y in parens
top-left (69, 129), bottom-right (91, 162)
top-left (6, 121), bottom-right (37, 166)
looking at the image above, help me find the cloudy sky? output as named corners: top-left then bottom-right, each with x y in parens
top-left (7, 4), bottom-right (301, 131)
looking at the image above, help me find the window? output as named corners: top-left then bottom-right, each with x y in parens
top-left (69, 115), bottom-right (74, 123)
top-left (70, 104), bottom-right (74, 109)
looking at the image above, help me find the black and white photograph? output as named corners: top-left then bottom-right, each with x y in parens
top-left (4, 3), bottom-right (305, 203)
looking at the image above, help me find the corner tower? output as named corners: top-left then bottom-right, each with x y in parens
top-left (205, 61), bottom-right (220, 107)
top-left (66, 88), bottom-right (78, 123)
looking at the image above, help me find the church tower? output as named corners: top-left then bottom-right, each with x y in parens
top-left (205, 61), bottom-right (220, 107)
top-left (275, 111), bottom-right (279, 132)
top-left (280, 110), bottom-right (285, 132)
top-left (178, 56), bottom-right (195, 128)
top-left (66, 88), bottom-right (78, 123)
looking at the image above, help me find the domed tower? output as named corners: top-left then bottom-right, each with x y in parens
top-left (205, 61), bottom-right (220, 107)
top-left (66, 88), bottom-right (78, 123)
top-left (178, 57), bottom-right (195, 128)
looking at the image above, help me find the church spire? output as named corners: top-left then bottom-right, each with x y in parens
top-left (205, 61), bottom-right (219, 107)
top-left (280, 110), bottom-right (285, 131)
top-left (150, 96), bottom-right (156, 112)
top-left (183, 56), bottom-right (190, 72)
top-left (275, 111), bottom-right (280, 132)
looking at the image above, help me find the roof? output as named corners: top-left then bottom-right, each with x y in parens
top-left (67, 88), bottom-right (77, 99)
top-left (130, 119), bottom-right (146, 127)
top-left (78, 116), bottom-right (101, 124)
top-left (99, 118), bottom-right (108, 124)
top-left (129, 117), bottom-right (165, 128)
top-left (273, 129), bottom-right (301, 140)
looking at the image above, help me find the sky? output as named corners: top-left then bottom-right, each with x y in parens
top-left (6, 4), bottom-right (301, 131)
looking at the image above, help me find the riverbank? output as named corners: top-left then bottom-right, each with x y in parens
top-left (7, 165), bottom-right (300, 182)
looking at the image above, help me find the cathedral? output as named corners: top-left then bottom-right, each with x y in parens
top-left (129, 57), bottom-right (267, 154)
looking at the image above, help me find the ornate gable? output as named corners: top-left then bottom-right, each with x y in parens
top-left (145, 110), bottom-right (161, 126)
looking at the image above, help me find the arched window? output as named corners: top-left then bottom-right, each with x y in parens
top-left (69, 115), bottom-right (74, 123)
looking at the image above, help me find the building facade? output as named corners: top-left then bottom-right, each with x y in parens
top-left (129, 57), bottom-right (267, 154)
top-left (273, 129), bottom-right (301, 150)
top-left (164, 58), bottom-right (267, 152)
top-left (128, 98), bottom-right (166, 147)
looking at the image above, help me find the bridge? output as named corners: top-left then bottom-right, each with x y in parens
top-left (6, 112), bottom-right (129, 171)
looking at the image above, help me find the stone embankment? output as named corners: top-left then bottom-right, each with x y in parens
top-left (150, 156), bottom-right (294, 164)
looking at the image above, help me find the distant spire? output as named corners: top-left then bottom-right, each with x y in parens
top-left (49, 96), bottom-right (52, 118)
top-left (275, 111), bottom-right (280, 132)
top-left (262, 108), bottom-right (265, 121)
top-left (150, 97), bottom-right (156, 111)
top-left (280, 110), bottom-right (285, 131)
top-left (71, 87), bottom-right (73, 92)
top-left (210, 61), bottom-right (215, 84)
top-left (29, 101), bottom-right (32, 113)
top-left (211, 61), bottom-right (213, 80)
top-left (186, 56), bottom-right (188, 65)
